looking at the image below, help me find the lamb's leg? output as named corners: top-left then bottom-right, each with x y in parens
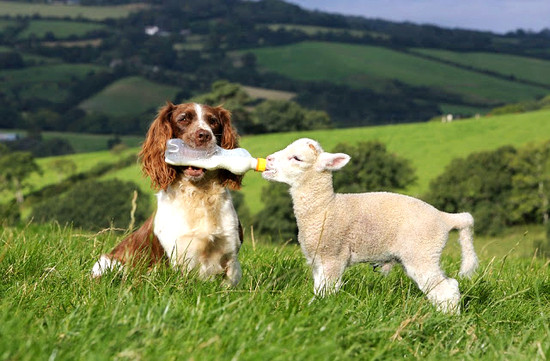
top-left (402, 260), bottom-right (461, 314)
top-left (223, 258), bottom-right (242, 287)
top-left (312, 260), bottom-right (346, 297)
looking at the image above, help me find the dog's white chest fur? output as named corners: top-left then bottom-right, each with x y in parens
top-left (154, 182), bottom-right (240, 272)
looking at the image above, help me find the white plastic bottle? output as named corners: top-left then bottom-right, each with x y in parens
top-left (164, 139), bottom-right (266, 175)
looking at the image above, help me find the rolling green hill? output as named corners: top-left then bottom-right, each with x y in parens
top-left (410, 48), bottom-right (550, 87)
top-left (249, 41), bottom-right (549, 108)
top-left (0, 63), bottom-right (106, 104)
top-left (0, 1), bottom-right (148, 20)
top-left (16, 20), bottom-right (107, 40)
top-left (78, 76), bottom-right (180, 117)
top-left (16, 108), bottom-right (550, 216)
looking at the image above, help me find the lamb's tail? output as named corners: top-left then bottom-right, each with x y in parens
top-left (443, 212), bottom-right (478, 278)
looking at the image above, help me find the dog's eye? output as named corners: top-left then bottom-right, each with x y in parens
top-left (209, 116), bottom-right (219, 126)
top-left (176, 113), bottom-right (187, 122)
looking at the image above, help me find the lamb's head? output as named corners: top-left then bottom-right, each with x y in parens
top-left (262, 138), bottom-right (350, 186)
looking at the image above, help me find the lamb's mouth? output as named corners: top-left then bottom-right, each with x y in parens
top-left (262, 168), bottom-right (276, 179)
top-left (183, 166), bottom-right (206, 178)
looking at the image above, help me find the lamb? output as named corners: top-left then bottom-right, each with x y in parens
top-left (262, 138), bottom-right (478, 313)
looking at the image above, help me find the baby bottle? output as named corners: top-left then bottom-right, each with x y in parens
top-left (164, 139), bottom-right (266, 175)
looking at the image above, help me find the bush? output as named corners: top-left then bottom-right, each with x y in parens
top-left (31, 179), bottom-right (151, 231)
top-left (0, 201), bottom-right (20, 226)
top-left (425, 146), bottom-right (518, 235)
top-left (332, 141), bottom-right (416, 193)
top-left (253, 183), bottom-right (297, 242)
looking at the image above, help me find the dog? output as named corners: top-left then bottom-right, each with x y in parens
top-left (91, 102), bottom-right (244, 286)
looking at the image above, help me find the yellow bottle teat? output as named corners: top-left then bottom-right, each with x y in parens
top-left (255, 158), bottom-right (266, 172)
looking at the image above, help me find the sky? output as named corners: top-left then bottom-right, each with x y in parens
top-left (288, 0), bottom-right (550, 34)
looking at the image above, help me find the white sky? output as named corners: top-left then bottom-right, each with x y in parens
top-left (288, 0), bottom-right (550, 34)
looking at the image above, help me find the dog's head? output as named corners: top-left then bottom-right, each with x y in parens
top-left (140, 102), bottom-right (242, 190)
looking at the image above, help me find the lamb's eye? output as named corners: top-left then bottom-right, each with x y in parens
top-left (292, 156), bottom-right (302, 162)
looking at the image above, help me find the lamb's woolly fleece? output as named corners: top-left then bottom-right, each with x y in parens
top-left (263, 138), bottom-right (478, 313)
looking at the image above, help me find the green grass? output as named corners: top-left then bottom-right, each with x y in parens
top-left (411, 48), bottom-right (550, 87)
top-left (78, 76), bottom-right (180, 117)
top-left (0, 1), bottom-right (148, 20)
top-left (0, 223), bottom-right (549, 360)
top-left (249, 41), bottom-right (548, 105)
top-left (17, 20), bottom-right (107, 40)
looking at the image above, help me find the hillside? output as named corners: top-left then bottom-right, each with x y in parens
top-left (12, 108), bottom-right (550, 216)
top-left (1, 0), bottom-right (550, 136)
top-left (249, 41), bottom-right (550, 114)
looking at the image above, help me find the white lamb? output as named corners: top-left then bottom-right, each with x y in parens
top-left (262, 138), bottom-right (478, 313)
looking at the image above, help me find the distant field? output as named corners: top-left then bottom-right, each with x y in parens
top-left (17, 20), bottom-right (107, 40)
top-left (78, 76), bottom-right (180, 117)
top-left (42, 131), bottom-right (143, 153)
top-left (0, 1), bottom-right (148, 20)
top-left (264, 23), bottom-right (388, 39)
top-left (249, 41), bottom-right (549, 106)
top-left (242, 85), bottom-right (296, 101)
top-left (411, 48), bottom-right (550, 87)
top-left (0, 19), bottom-right (15, 30)
top-left (0, 63), bottom-right (106, 103)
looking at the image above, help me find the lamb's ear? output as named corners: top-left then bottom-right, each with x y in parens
top-left (316, 152), bottom-right (350, 171)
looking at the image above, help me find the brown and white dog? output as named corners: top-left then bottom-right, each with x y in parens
top-left (91, 102), bottom-right (244, 286)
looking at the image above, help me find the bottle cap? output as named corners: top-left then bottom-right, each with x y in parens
top-left (255, 158), bottom-right (266, 172)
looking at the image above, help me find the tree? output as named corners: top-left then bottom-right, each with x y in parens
top-left (509, 141), bottom-right (550, 226)
top-left (253, 183), bottom-right (297, 242)
top-left (332, 141), bottom-right (416, 193)
top-left (425, 146), bottom-right (518, 235)
top-left (0, 146), bottom-right (41, 204)
top-left (252, 100), bottom-right (332, 133)
top-left (49, 159), bottom-right (77, 182)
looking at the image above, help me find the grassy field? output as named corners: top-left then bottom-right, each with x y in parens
top-left (0, 223), bottom-right (548, 360)
top-left (249, 41), bottom-right (549, 106)
top-left (410, 48), bottom-right (550, 87)
top-left (0, 1), bottom-right (148, 20)
top-left (237, 109), bottom-right (550, 213)
top-left (263, 23), bottom-right (386, 39)
top-left (16, 20), bottom-right (107, 40)
top-left (42, 131), bottom-right (143, 154)
top-left (78, 76), bottom-right (180, 117)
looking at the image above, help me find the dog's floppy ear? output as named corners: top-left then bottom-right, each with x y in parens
top-left (215, 106), bottom-right (243, 190)
top-left (217, 106), bottom-right (239, 150)
top-left (140, 101), bottom-right (177, 190)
